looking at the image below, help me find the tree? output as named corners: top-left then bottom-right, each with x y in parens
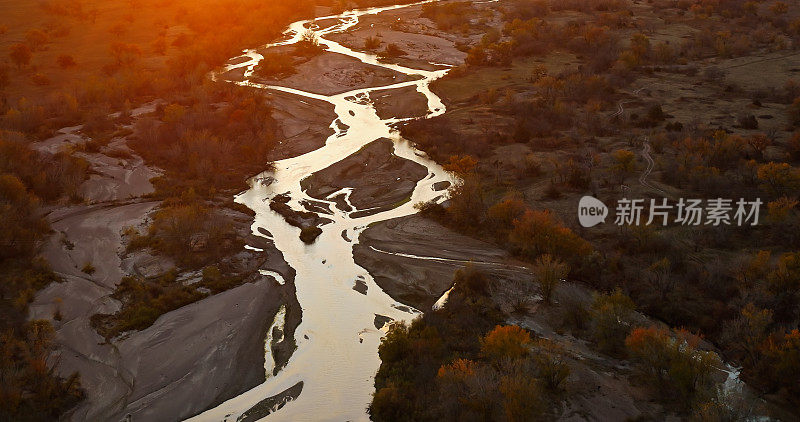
top-left (757, 162), bottom-right (800, 197)
top-left (499, 371), bottom-right (546, 421)
top-left (721, 303), bottom-right (773, 368)
top-left (532, 254), bottom-right (569, 304)
top-left (453, 264), bottom-right (491, 296)
top-left (626, 326), bottom-right (720, 406)
top-left (747, 133), bottom-right (771, 160)
top-left (0, 63), bottom-right (9, 92)
top-left (627, 32), bottom-right (651, 65)
top-left (25, 29), bottom-right (49, 51)
top-left (480, 325), bottom-right (531, 362)
top-left (762, 330), bottom-right (800, 398)
top-left (788, 132), bottom-right (800, 161)
top-left (766, 197), bottom-right (798, 224)
top-left (446, 176), bottom-right (486, 229)
top-left (56, 55), bottom-right (77, 69)
top-left (109, 42), bottom-right (142, 67)
top-left (770, 1), bottom-right (789, 16)
top-left (530, 339), bottom-right (570, 392)
top-left (508, 209), bottom-right (592, 261)
top-left (9, 43), bottom-right (32, 68)
top-left (590, 289), bottom-right (635, 355)
top-left (443, 154), bottom-right (478, 175)
top-left (486, 195), bottom-right (526, 233)
top-left (534, 75), bottom-right (563, 105)
top-left (789, 97), bottom-right (800, 126)
top-left (610, 149), bottom-right (636, 184)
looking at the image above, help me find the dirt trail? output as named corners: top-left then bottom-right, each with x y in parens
top-left (612, 87), bottom-right (667, 195)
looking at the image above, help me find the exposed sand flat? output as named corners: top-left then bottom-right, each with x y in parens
top-left (31, 125), bottom-right (85, 154)
top-left (32, 120), bottom-right (160, 204)
top-left (267, 91), bottom-right (338, 160)
top-left (30, 201), bottom-right (291, 421)
top-left (369, 85), bottom-right (430, 119)
top-left (328, 27), bottom-right (467, 67)
top-left (106, 279), bottom-right (281, 422)
top-left (353, 215), bottom-right (529, 309)
top-left (252, 50), bottom-right (420, 96)
top-left (76, 138), bottom-right (160, 203)
top-left (302, 138), bottom-right (428, 211)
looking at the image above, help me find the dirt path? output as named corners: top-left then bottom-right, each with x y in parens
top-left (612, 87), bottom-right (667, 195)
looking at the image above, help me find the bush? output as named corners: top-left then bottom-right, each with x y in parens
top-left (590, 289), bottom-right (635, 355)
top-left (253, 53), bottom-right (297, 78)
top-left (626, 327), bottom-right (720, 407)
top-left (57, 54), bottom-right (77, 69)
top-left (508, 209), bottom-right (592, 262)
top-left (365, 36), bottom-right (381, 50)
top-left (532, 254), bottom-right (569, 303)
top-left (92, 274), bottom-right (207, 338)
top-left (379, 43), bottom-right (407, 58)
top-left (81, 262), bottom-right (96, 275)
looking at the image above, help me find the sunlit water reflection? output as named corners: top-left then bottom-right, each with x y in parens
top-left (189, 2), bottom-right (456, 421)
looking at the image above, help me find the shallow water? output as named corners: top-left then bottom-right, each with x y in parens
top-left (188, 2), bottom-right (457, 421)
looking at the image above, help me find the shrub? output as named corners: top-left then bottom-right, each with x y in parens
top-left (81, 262), bottom-right (95, 275)
top-left (295, 30), bottom-right (325, 57)
top-left (254, 52), bottom-right (297, 78)
top-left (9, 43), bottom-right (32, 68)
top-left (590, 289), bottom-right (635, 355)
top-left (532, 254), bottom-right (569, 303)
top-left (56, 54), bottom-right (77, 69)
top-left (508, 209), bottom-right (592, 262)
top-left (626, 327), bottom-right (719, 407)
top-left (365, 36), bottom-right (381, 50)
top-left (379, 43), bottom-right (407, 58)
top-left (480, 325), bottom-right (531, 361)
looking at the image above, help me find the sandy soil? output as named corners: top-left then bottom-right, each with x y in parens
top-left (76, 143), bottom-right (159, 203)
top-left (30, 201), bottom-right (294, 421)
top-left (267, 91), bottom-right (338, 160)
top-left (253, 50), bottom-right (420, 96)
top-left (353, 214), bottom-right (530, 309)
top-left (325, 6), bottom-right (471, 68)
top-left (28, 100), bottom-right (300, 420)
top-left (32, 103), bottom-right (162, 204)
top-left (302, 138), bottom-right (428, 212)
top-left (369, 85), bottom-right (430, 120)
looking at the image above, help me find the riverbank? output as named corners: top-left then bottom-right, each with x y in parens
top-left (26, 99), bottom-right (311, 420)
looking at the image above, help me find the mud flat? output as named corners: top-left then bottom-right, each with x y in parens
top-left (301, 138), bottom-right (428, 212)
